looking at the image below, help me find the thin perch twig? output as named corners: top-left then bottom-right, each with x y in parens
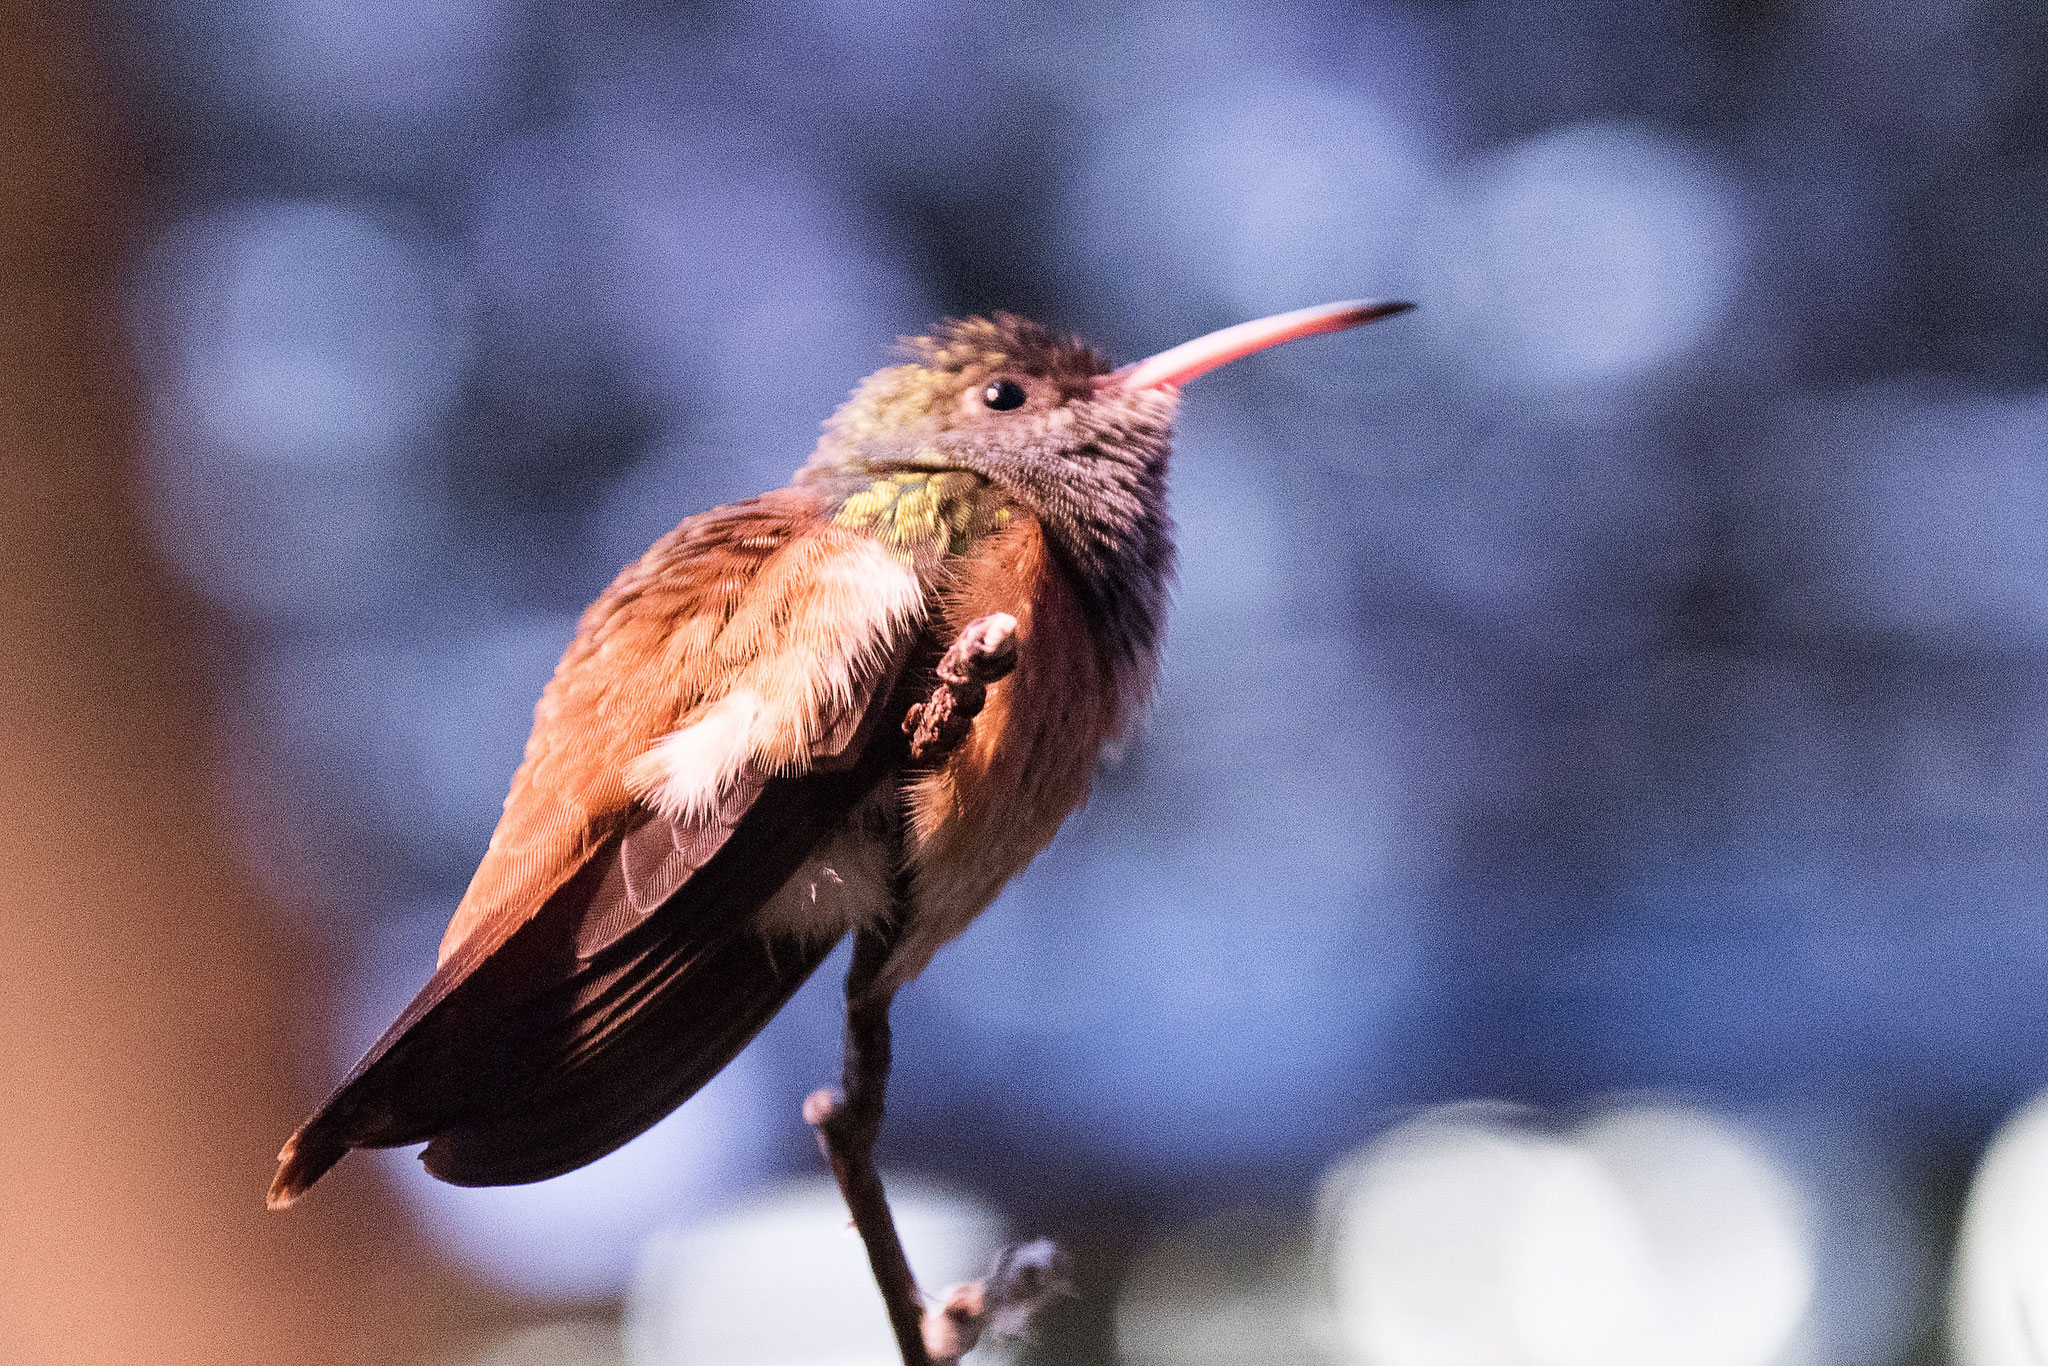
top-left (804, 920), bottom-right (929, 1365)
top-left (806, 611), bottom-right (1064, 1366)
top-left (922, 1239), bottom-right (1072, 1362)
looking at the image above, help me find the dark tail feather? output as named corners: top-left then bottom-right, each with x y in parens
top-left (267, 1123), bottom-right (350, 1210)
top-left (422, 927), bottom-right (840, 1186)
top-left (267, 745), bottom-right (899, 1207)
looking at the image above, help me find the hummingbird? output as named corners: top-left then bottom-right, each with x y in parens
top-left (268, 299), bottom-right (1412, 1208)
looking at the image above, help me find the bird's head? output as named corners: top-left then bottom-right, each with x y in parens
top-left (806, 300), bottom-right (1411, 521)
top-left (800, 300), bottom-right (1412, 654)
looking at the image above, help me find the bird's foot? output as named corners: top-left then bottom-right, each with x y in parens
top-left (904, 612), bottom-right (1018, 763)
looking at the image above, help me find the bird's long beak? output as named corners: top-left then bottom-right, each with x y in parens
top-left (1106, 299), bottom-right (1415, 392)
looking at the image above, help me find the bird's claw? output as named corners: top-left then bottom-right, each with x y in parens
top-left (906, 612), bottom-right (1018, 763)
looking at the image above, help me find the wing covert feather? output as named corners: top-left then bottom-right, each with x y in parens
top-left (437, 488), bottom-right (920, 962)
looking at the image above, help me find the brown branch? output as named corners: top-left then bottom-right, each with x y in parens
top-left (922, 1239), bottom-right (1072, 1362)
top-left (805, 611), bottom-right (1064, 1366)
top-left (804, 919), bottom-right (929, 1365)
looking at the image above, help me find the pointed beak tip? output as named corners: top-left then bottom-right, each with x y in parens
top-left (1113, 297), bottom-right (1417, 392)
top-left (1323, 298), bottom-right (1417, 329)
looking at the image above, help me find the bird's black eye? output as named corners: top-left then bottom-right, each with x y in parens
top-left (981, 378), bottom-right (1027, 411)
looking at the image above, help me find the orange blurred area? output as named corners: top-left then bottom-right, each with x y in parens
top-left (0, 5), bottom-right (499, 1360)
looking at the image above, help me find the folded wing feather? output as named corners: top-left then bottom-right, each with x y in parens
top-left (268, 490), bottom-right (927, 1206)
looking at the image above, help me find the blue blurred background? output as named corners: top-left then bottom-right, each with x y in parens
top-left (25, 0), bottom-right (2048, 1359)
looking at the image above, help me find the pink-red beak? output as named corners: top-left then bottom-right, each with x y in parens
top-left (1105, 299), bottom-right (1414, 392)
